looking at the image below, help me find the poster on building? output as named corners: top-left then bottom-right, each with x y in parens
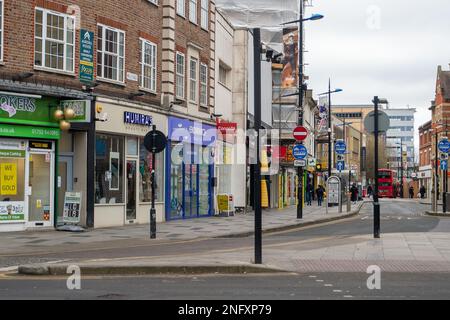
top-left (63, 192), bottom-right (82, 224)
top-left (0, 163), bottom-right (17, 196)
top-left (0, 202), bottom-right (25, 222)
top-left (281, 28), bottom-right (298, 88)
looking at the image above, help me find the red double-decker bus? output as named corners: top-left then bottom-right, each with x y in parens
top-left (378, 169), bottom-right (397, 198)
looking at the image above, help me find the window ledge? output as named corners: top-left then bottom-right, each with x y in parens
top-left (97, 77), bottom-right (126, 87)
top-left (139, 87), bottom-right (158, 95)
top-left (34, 66), bottom-right (76, 77)
top-left (218, 81), bottom-right (231, 92)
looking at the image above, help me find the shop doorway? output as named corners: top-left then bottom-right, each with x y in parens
top-left (27, 151), bottom-right (54, 228)
top-left (126, 160), bottom-right (137, 223)
top-left (57, 156), bottom-right (73, 225)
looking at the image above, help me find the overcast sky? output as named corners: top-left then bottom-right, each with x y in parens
top-left (304, 0), bottom-right (450, 153)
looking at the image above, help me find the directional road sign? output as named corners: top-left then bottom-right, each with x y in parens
top-left (335, 140), bottom-right (347, 155)
top-left (337, 161), bottom-right (345, 172)
top-left (441, 160), bottom-right (448, 171)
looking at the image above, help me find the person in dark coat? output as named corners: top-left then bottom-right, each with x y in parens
top-left (367, 185), bottom-right (373, 198)
top-left (306, 183), bottom-right (314, 206)
top-left (420, 186), bottom-right (426, 199)
top-left (409, 186), bottom-right (415, 199)
top-left (316, 185), bottom-right (325, 206)
top-left (350, 184), bottom-right (359, 204)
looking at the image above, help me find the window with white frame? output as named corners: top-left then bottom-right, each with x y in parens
top-left (200, 63), bottom-right (208, 106)
top-left (97, 24), bottom-right (125, 83)
top-left (147, 0), bottom-right (158, 5)
top-left (140, 39), bottom-right (157, 92)
top-left (177, 0), bottom-right (185, 17)
top-left (189, 0), bottom-right (197, 24)
top-left (201, 0), bottom-right (208, 30)
top-left (189, 58), bottom-right (198, 102)
top-left (175, 52), bottom-right (185, 99)
top-left (0, 0), bottom-right (3, 61)
top-left (219, 63), bottom-right (229, 87)
top-left (34, 8), bottom-right (75, 72)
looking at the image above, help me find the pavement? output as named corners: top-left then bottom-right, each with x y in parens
top-left (0, 201), bottom-right (363, 257)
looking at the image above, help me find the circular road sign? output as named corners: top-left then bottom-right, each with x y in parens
top-left (293, 126), bottom-right (308, 141)
top-left (364, 110), bottom-right (390, 133)
top-left (439, 139), bottom-right (450, 153)
top-left (144, 129), bottom-right (167, 154)
top-left (293, 144), bottom-right (308, 160)
top-left (335, 140), bottom-right (347, 155)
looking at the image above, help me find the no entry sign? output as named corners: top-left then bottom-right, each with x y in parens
top-left (293, 126), bottom-right (308, 141)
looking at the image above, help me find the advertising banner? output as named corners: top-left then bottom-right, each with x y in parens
top-left (63, 192), bottom-right (82, 224)
top-left (0, 202), bottom-right (25, 222)
top-left (0, 163), bottom-right (17, 196)
top-left (281, 28), bottom-right (299, 88)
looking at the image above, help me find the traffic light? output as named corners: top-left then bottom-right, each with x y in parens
top-left (316, 163), bottom-right (322, 171)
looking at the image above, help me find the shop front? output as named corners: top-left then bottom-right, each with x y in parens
top-left (166, 116), bottom-right (216, 221)
top-left (0, 93), bottom-right (61, 232)
top-left (94, 100), bottom-right (167, 228)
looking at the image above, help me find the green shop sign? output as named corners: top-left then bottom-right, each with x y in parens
top-left (0, 94), bottom-right (59, 127)
top-left (0, 124), bottom-right (60, 140)
top-left (0, 150), bottom-right (26, 158)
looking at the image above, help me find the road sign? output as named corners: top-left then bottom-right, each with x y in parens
top-left (335, 140), bottom-right (347, 155)
top-left (439, 139), bottom-right (450, 153)
top-left (337, 161), bottom-right (345, 172)
top-left (336, 154), bottom-right (345, 162)
top-left (294, 160), bottom-right (307, 167)
top-left (144, 128), bottom-right (167, 153)
top-left (308, 158), bottom-right (317, 167)
top-left (440, 153), bottom-right (449, 161)
top-left (441, 160), bottom-right (448, 171)
top-left (293, 144), bottom-right (308, 160)
top-left (293, 126), bottom-right (308, 141)
top-left (364, 110), bottom-right (390, 133)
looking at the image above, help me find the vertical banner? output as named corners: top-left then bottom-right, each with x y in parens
top-left (281, 28), bottom-right (299, 88)
top-left (80, 30), bottom-right (94, 83)
top-left (318, 95), bottom-right (329, 134)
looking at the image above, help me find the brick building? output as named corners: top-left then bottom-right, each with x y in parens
top-left (0, 0), bottom-right (217, 232)
top-left (418, 120), bottom-right (432, 198)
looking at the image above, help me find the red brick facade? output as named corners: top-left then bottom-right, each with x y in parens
top-left (0, 0), bottom-right (214, 111)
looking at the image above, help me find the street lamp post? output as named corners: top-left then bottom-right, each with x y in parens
top-left (281, 3), bottom-right (323, 219)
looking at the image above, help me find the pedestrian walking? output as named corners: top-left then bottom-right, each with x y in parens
top-left (420, 186), bottom-right (426, 199)
top-left (306, 183), bottom-right (314, 206)
top-left (367, 185), bottom-right (373, 199)
top-left (409, 186), bottom-right (414, 199)
top-left (316, 185), bottom-right (325, 206)
top-left (350, 183), bottom-right (358, 204)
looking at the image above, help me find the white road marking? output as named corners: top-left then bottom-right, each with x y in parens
top-left (333, 290), bottom-right (343, 293)
top-left (324, 284), bottom-right (333, 287)
top-left (316, 279), bottom-right (324, 283)
top-left (343, 295), bottom-right (353, 298)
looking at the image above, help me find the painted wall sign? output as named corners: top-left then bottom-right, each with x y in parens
top-left (0, 94), bottom-right (59, 126)
top-left (124, 112), bottom-right (153, 126)
top-left (61, 100), bottom-right (91, 123)
top-left (0, 124), bottom-right (60, 140)
top-left (0, 202), bottom-right (25, 222)
top-left (0, 163), bottom-right (17, 195)
top-left (79, 30), bottom-right (94, 83)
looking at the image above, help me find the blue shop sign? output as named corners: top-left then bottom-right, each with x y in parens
top-left (168, 116), bottom-right (216, 146)
top-left (124, 111), bottom-right (152, 126)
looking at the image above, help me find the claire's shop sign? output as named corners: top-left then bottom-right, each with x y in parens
top-left (124, 111), bottom-right (152, 126)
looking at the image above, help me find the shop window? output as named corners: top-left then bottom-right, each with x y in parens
top-left (95, 134), bottom-right (124, 204)
top-left (218, 142), bottom-right (232, 194)
top-left (139, 138), bottom-right (164, 203)
top-left (97, 24), bottom-right (125, 83)
top-left (34, 7), bottom-right (75, 73)
top-left (0, 153), bottom-right (26, 222)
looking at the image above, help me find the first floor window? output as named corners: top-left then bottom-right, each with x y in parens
top-left (140, 39), bottom-right (157, 92)
top-left (201, 0), bottom-right (208, 30)
top-left (139, 139), bottom-right (164, 202)
top-left (190, 57), bottom-right (198, 102)
top-left (176, 52), bottom-right (185, 99)
top-left (34, 7), bottom-right (75, 72)
top-left (177, 0), bottom-right (185, 17)
top-left (189, 0), bottom-right (197, 24)
top-left (200, 63), bottom-right (208, 106)
top-left (97, 24), bottom-right (125, 82)
top-left (95, 134), bottom-right (124, 204)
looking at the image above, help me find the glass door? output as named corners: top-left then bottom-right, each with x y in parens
top-left (28, 151), bottom-right (54, 227)
top-left (57, 156), bottom-right (73, 225)
top-left (126, 160), bottom-right (137, 222)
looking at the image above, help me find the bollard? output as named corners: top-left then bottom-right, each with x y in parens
top-left (347, 193), bottom-right (351, 212)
